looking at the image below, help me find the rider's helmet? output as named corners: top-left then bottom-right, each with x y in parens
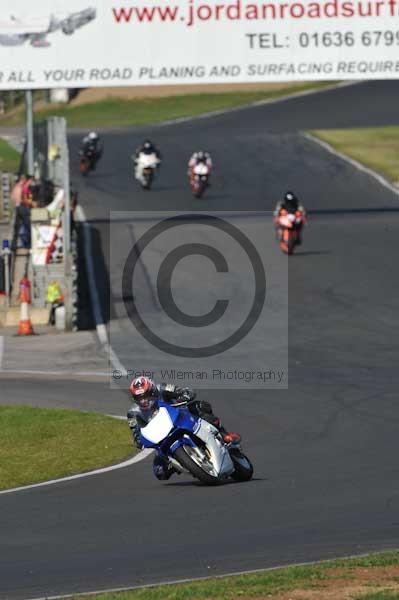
top-left (197, 151), bottom-right (206, 163)
top-left (283, 191), bottom-right (299, 211)
top-left (130, 376), bottom-right (157, 410)
top-left (143, 140), bottom-right (153, 150)
top-left (88, 131), bottom-right (98, 141)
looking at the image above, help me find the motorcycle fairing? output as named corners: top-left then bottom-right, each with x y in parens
top-left (140, 406), bottom-right (175, 446)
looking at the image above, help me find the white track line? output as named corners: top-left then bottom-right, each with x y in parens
top-left (1, 369), bottom-right (110, 377)
top-left (152, 80), bottom-right (363, 129)
top-left (26, 549), bottom-right (398, 600)
top-left (303, 132), bottom-right (399, 199)
top-left (66, 81), bottom-right (363, 136)
top-left (0, 449), bottom-right (153, 496)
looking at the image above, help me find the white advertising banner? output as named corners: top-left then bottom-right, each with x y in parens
top-left (1, 0), bottom-right (399, 88)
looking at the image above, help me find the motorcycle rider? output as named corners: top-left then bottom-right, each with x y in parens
top-left (80, 131), bottom-right (103, 165)
top-left (274, 191), bottom-right (307, 244)
top-left (127, 376), bottom-right (241, 480)
top-left (188, 151), bottom-right (213, 182)
top-left (133, 140), bottom-right (162, 181)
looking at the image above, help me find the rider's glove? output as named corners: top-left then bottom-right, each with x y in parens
top-left (127, 411), bottom-right (144, 449)
top-left (180, 388), bottom-right (196, 402)
top-left (132, 425), bottom-right (143, 450)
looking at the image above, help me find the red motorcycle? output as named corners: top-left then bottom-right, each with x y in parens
top-left (189, 163), bottom-right (210, 198)
top-left (275, 209), bottom-right (305, 255)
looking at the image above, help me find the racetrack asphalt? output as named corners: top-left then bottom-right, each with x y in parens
top-left (1, 80), bottom-right (399, 599)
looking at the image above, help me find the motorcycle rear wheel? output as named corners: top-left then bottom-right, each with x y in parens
top-left (174, 445), bottom-right (220, 485)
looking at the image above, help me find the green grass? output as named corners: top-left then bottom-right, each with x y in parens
top-left (0, 82), bottom-right (333, 129)
top-left (311, 126), bottom-right (399, 182)
top-left (0, 137), bottom-right (20, 173)
top-left (324, 551), bottom-right (399, 569)
top-left (0, 406), bottom-right (135, 489)
top-left (73, 565), bottom-right (329, 600)
top-left (356, 593), bottom-right (399, 600)
top-left (69, 551), bottom-right (399, 600)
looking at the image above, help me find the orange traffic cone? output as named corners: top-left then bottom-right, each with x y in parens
top-left (17, 300), bottom-right (35, 336)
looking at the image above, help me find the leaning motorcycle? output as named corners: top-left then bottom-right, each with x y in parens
top-left (275, 211), bottom-right (304, 255)
top-left (140, 400), bottom-right (253, 485)
top-left (190, 163), bottom-right (210, 198)
top-left (135, 153), bottom-right (159, 190)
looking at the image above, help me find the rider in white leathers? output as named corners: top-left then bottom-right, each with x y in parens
top-left (133, 140), bottom-right (162, 184)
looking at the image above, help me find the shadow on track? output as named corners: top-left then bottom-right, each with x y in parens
top-left (293, 250), bottom-right (332, 257)
top-left (164, 477), bottom-right (266, 488)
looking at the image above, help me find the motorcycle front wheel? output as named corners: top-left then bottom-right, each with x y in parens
top-left (195, 181), bottom-right (207, 199)
top-left (80, 158), bottom-right (89, 176)
top-left (287, 231), bottom-right (296, 255)
top-left (141, 169), bottom-right (153, 190)
top-left (229, 449), bottom-right (254, 482)
top-left (173, 445), bottom-right (220, 485)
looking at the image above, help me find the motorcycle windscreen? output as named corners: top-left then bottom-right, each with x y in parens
top-left (139, 154), bottom-right (157, 168)
top-left (140, 407), bottom-right (174, 444)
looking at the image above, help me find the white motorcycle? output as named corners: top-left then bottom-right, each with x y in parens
top-left (134, 152), bottom-right (160, 190)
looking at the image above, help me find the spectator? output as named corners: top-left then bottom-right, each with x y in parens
top-left (22, 175), bottom-right (34, 207)
top-left (46, 281), bottom-right (64, 326)
top-left (11, 175), bottom-right (26, 207)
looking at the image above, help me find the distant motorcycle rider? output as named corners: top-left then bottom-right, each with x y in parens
top-left (81, 131), bottom-right (103, 161)
top-left (127, 376), bottom-right (241, 480)
top-left (133, 140), bottom-right (162, 163)
top-left (188, 150), bottom-right (213, 179)
top-left (133, 140), bottom-right (162, 182)
top-left (274, 191), bottom-right (307, 243)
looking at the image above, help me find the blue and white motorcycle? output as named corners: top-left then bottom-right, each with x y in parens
top-left (140, 400), bottom-right (253, 485)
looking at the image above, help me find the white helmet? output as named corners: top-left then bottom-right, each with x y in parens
top-left (88, 131), bottom-right (98, 141)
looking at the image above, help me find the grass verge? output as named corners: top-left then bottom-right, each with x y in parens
top-left (0, 406), bottom-right (135, 490)
top-left (311, 126), bottom-right (399, 183)
top-left (69, 551), bottom-right (399, 600)
top-left (357, 593), bottom-right (399, 600)
top-left (0, 82), bottom-right (334, 129)
top-left (0, 137), bottom-right (20, 172)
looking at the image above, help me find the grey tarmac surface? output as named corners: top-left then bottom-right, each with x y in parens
top-left (1, 80), bottom-right (399, 599)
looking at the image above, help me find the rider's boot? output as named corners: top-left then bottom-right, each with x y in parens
top-left (153, 456), bottom-right (179, 480)
top-left (211, 417), bottom-right (242, 445)
top-left (222, 432), bottom-right (242, 444)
